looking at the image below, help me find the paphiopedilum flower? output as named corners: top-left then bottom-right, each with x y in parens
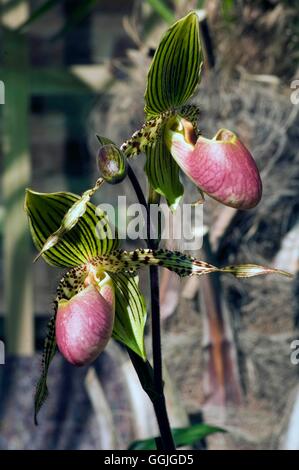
top-left (25, 190), bottom-right (289, 423)
top-left (55, 275), bottom-right (115, 367)
top-left (120, 11), bottom-right (262, 211)
top-left (164, 117), bottom-right (262, 209)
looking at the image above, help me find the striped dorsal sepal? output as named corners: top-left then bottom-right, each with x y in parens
top-left (144, 12), bottom-right (202, 118)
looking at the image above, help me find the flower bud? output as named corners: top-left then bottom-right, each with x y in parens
top-left (166, 119), bottom-right (262, 210)
top-left (97, 136), bottom-right (127, 184)
top-left (55, 273), bottom-right (115, 366)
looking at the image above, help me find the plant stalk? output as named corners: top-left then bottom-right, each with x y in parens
top-left (150, 264), bottom-right (175, 450)
top-left (127, 164), bottom-right (176, 450)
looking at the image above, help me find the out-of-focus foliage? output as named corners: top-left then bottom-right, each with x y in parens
top-left (207, 0), bottom-right (298, 79)
top-left (128, 423), bottom-right (226, 450)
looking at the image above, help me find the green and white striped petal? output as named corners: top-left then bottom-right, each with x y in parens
top-left (144, 11), bottom-right (202, 118)
top-left (25, 190), bottom-right (118, 268)
top-left (110, 272), bottom-right (147, 360)
top-left (145, 136), bottom-right (184, 211)
top-left (33, 180), bottom-right (105, 262)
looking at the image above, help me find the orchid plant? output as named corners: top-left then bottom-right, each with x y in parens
top-left (25, 12), bottom-right (290, 450)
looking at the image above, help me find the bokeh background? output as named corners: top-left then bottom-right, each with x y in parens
top-left (0, 0), bottom-right (299, 450)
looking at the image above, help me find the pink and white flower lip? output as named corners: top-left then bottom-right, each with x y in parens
top-left (166, 120), bottom-right (262, 210)
top-left (55, 273), bottom-right (115, 366)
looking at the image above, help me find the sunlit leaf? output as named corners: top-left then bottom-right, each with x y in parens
top-left (110, 273), bottom-right (147, 360)
top-left (145, 11), bottom-right (202, 117)
top-left (25, 190), bottom-right (118, 267)
top-left (128, 423), bottom-right (226, 450)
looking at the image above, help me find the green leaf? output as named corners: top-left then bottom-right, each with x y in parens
top-left (25, 190), bottom-right (118, 268)
top-left (144, 11), bottom-right (202, 118)
top-left (128, 423), bottom-right (227, 450)
top-left (145, 135), bottom-right (184, 211)
top-left (34, 311), bottom-right (57, 424)
top-left (110, 273), bottom-right (147, 360)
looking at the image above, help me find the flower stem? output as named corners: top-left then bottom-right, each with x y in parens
top-left (150, 264), bottom-right (176, 450)
top-left (127, 165), bottom-right (148, 209)
top-left (127, 165), bottom-right (153, 248)
top-left (127, 164), bottom-right (176, 451)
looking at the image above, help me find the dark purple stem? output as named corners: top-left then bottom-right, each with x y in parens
top-left (127, 163), bottom-right (176, 451)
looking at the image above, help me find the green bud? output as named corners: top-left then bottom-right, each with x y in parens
top-left (96, 135), bottom-right (127, 184)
